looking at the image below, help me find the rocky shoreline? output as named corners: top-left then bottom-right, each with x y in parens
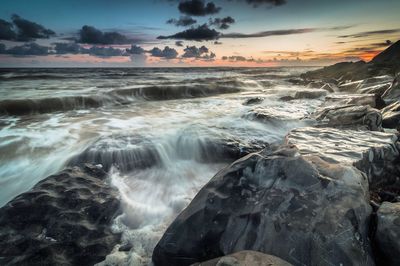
top-left (0, 41), bottom-right (399, 265)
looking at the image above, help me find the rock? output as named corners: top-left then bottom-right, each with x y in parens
top-left (243, 107), bottom-right (304, 125)
top-left (324, 94), bottom-right (379, 108)
top-left (371, 40), bottom-right (400, 70)
top-left (320, 83), bottom-right (337, 92)
top-left (0, 164), bottom-right (121, 266)
top-left (375, 202), bottom-right (400, 266)
top-left (382, 74), bottom-right (400, 103)
top-left (312, 104), bottom-right (383, 131)
top-left (243, 97), bottom-right (264, 105)
top-left (68, 134), bottom-right (162, 172)
top-left (293, 89), bottom-right (327, 99)
top-left (306, 81), bottom-right (326, 89)
top-left (279, 95), bottom-right (294, 101)
top-left (358, 83), bottom-right (391, 96)
top-left (285, 127), bottom-right (399, 188)
top-left (69, 131), bottom-right (270, 173)
top-left (382, 101), bottom-right (400, 129)
top-left (300, 61), bottom-right (369, 82)
top-left (192, 251), bottom-right (293, 266)
top-left (152, 145), bottom-right (373, 266)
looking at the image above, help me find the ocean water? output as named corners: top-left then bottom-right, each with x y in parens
top-left (0, 67), bottom-right (322, 265)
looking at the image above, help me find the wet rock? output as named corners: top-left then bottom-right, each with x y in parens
top-left (243, 107), bottom-right (303, 125)
top-left (371, 40), bottom-right (400, 70)
top-left (306, 81), bottom-right (326, 89)
top-left (301, 61), bottom-right (369, 82)
top-left (286, 127), bottom-right (399, 188)
top-left (279, 95), bottom-right (294, 101)
top-left (320, 83), bottom-right (337, 92)
top-left (312, 104), bottom-right (382, 131)
top-left (68, 134), bottom-right (162, 172)
top-left (382, 101), bottom-right (400, 129)
top-left (293, 89), bottom-right (327, 99)
top-left (153, 145), bottom-right (373, 266)
top-left (192, 250), bottom-right (292, 266)
top-left (243, 97), bottom-right (264, 105)
top-left (375, 202), bottom-right (400, 266)
top-left (324, 94), bottom-right (379, 108)
top-left (382, 74), bottom-right (400, 103)
top-left (0, 164), bottom-right (121, 266)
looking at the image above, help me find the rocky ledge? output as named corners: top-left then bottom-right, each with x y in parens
top-left (0, 164), bottom-right (121, 266)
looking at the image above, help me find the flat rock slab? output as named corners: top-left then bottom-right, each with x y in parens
top-left (0, 164), bottom-right (121, 266)
top-left (286, 127), bottom-right (399, 186)
top-left (324, 94), bottom-right (378, 108)
top-left (192, 250), bottom-right (293, 266)
top-left (376, 202), bottom-right (400, 266)
top-left (153, 145), bottom-right (373, 266)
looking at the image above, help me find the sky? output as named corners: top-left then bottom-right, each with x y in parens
top-left (0, 0), bottom-right (399, 67)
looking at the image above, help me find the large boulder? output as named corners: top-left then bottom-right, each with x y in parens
top-left (375, 202), bottom-right (400, 266)
top-left (152, 145), bottom-right (373, 266)
top-left (0, 164), bottom-right (121, 266)
top-left (312, 105), bottom-right (382, 131)
top-left (323, 94), bottom-right (379, 108)
top-left (285, 127), bottom-right (399, 188)
top-left (192, 251), bottom-right (292, 266)
top-left (300, 61), bottom-right (369, 82)
top-left (293, 89), bottom-right (327, 99)
top-left (382, 101), bottom-right (400, 129)
top-left (382, 74), bottom-right (400, 103)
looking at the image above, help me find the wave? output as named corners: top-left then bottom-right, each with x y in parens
top-left (0, 83), bottom-right (241, 116)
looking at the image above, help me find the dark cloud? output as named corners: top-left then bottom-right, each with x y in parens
top-left (178, 0), bottom-right (221, 16)
top-left (167, 16), bottom-right (197, 27)
top-left (0, 19), bottom-right (16, 40)
top-left (244, 0), bottom-right (286, 7)
top-left (83, 46), bottom-right (126, 57)
top-left (158, 24), bottom-right (220, 41)
top-left (54, 42), bottom-right (81, 54)
top-left (214, 41), bottom-right (222, 45)
top-left (222, 28), bottom-right (314, 38)
top-left (0, 15), bottom-right (55, 41)
top-left (149, 46), bottom-right (178, 59)
top-left (338, 29), bottom-right (400, 38)
top-left (4, 42), bottom-right (50, 56)
top-left (79, 25), bottom-right (132, 45)
top-left (126, 44), bottom-right (145, 55)
top-left (222, 55), bottom-right (264, 63)
top-left (175, 41), bottom-right (184, 46)
top-left (11, 14), bottom-right (55, 41)
top-left (209, 16), bottom-right (235, 30)
top-left (182, 45), bottom-right (216, 60)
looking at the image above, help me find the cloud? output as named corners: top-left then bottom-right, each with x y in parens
top-left (182, 45), bottom-right (216, 60)
top-left (11, 14), bottom-right (55, 41)
top-left (158, 24), bottom-right (220, 41)
top-left (148, 46), bottom-right (178, 59)
top-left (243, 0), bottom-right (286, 7)
top-left (209, 16), bottom-right (235, 30)
top-left (54, 42), bottom-right (81, 54)
top-left (214, 41), bottom-right (222, 45)
top-left (222, 26), bottom-right (351, 38)
top-left (0, 19), bottom-right (16, 40)
top-left (0, 15), bottom-right (55, 41)
top-left (126, 44), bottom-right (145, 54)
top-left (0, 43), bottom-right (6, 53)
top-left (78, 25), bottom-right (133, 44)
top-left (175, 41), bottom-right (184, 46)
top-left (178, 0), bottom-right (221, 16)
top-left (3, 42), bottom-right (50, 56)
top-left (83, 46), bottom-right (126, 57)
top-left (338, 29), bottom-right (400, 38)
top-left (167, 16), bottom-right (197, 27)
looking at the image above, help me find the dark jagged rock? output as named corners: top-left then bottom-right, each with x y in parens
top-left (324, 94), bottom-right (379, 108)
top-left (371, 40), bottom-right (400, 70)
top-left (293, 89), bottom-right (327, 99)
top-left (152, 145), bottom-right (373, 266)
top-left (0, 164), bottom-right (121, 266)
top-left (192, 251), bottom-right (293, 266)
top-left (286, 127), bottom-right (399, 188)
top-left (243, 107), bottom-right (304, 125)
top-left (312, 105), bottom-right (382, 131)
top-left (68, 134), bottom-right (162, 172)
top-left (382, 101), bottom-right (400, 129)
top-left (382, 73), bottom-right (400, 103)
top-left (300, 61), bottom-right (369, 82)
top-left (375, 202), bottom-right (400, 266)
top-left (243, 97), bottom-right (264, 105)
